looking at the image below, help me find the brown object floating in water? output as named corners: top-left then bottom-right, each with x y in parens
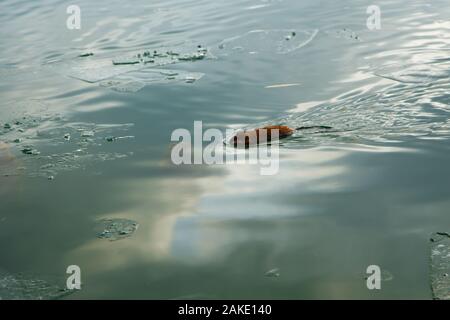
top-left (231, 125), bottom-right (332, 148)
top-left (231, 125), bottom-right (294, 148)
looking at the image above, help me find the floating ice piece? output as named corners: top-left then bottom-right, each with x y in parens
top-left (265, 268), bottom-right (280, 277)
top-left (99, 69), bottom-right (204, 93)
top-left (178, 52), bottom-right (207, 61)
top-left (78, 53), bottom-right (94, 58)
top-left (97, 218), bottom-right (139, 241)
top-left (99, 79), bottom-right (146, 93)
top-left (80, 130), bottom-right (94, 138)
top-left (185, 76), bottom-right (197, 83)
top-left (47, 43), bottom-right (211, 84)
top-left (21, 146), bottom-right (40, 155)
top-left (430, 232), bottom-right (450, 300)
top-left (105, 135), bottom-right (134, 142)
top-left (2, 113), bottom-right (135, 179)
top-left (26, 150), bottom-right (134, 180)
top-left (112, 60), bottom-right (141, 65)
top-left (0, 270), bottom-right (73, 300)
top-left (63, 59), bottom-right (144, 83)
top-left (217, 29), bottom-right (318, 55)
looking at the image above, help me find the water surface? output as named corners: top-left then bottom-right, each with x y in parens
top-left (1, 0), bottom-right (450, 299)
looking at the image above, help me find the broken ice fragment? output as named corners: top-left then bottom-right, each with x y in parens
top-left (265, 268), bottom-right (280, 278)
top-left (79, 53), bottom-right (94, 58)
top-left (80, 131), bottom-right (94, 138)
top-left (64, 133), bottom-right (71, 141)
top-left (21, 146), bottom-right (40, 155)
top-left (430, 232), bottom-right (450, 300)
top-left (197, 45), bottom-right (208, 54)
top-left (97, 218), bottom-right (139, 241)
top-left (178, 52), bottom-right (206, 61)
top-left (185, 76), bottom-right (196, 83)
top-left (105, 135), bottom-right (134, 142)
top-left (99, 69), bottom-right (204, 92)
top-left (160, 71), bottom-right (179, 77)
top-left (0, 270), bottom-right (74, 300)
top-left (285, 32), bottom-right (296, 41)
top-left (112, 59), bottom-right (140, 65)
top-left (59, 59), bottom-right (144, 83)
top-left (47, 43), bottom-right (210, 84)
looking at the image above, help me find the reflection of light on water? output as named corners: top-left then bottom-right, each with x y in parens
top-left (67, 171), bottom-right (225, 273)
top-left (170, 147), bottom-right (351, 261)
top-left (0, 141), bottom-right (21, 197)
top-left (65, 137), bottom-right (424, 270)
top-left (2, 0), bottom-right (450, 298)
top-left (66, 146), bottom-right (353, 268)
top-left (288, 100), bottom-right (325, 114)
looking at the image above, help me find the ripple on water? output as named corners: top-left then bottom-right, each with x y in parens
top-left (215, 29), bottom-right (318, 56)
top-left (226, 79), bottom-right (450, 150)
top-left (228, 42), bottom-right (450, 151)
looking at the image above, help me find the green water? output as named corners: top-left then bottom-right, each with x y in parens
top-left (1, 0), bottom-right (450, 299)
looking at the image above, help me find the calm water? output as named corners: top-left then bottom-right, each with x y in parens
top-left (1, 0), bottom-right (450, 299)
